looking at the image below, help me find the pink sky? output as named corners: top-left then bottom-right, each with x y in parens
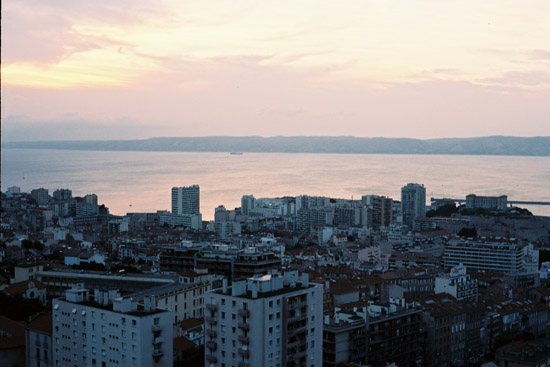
top-left (2, 0), bottom-right (550, 141)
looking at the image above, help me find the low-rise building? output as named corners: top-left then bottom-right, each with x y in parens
top-left (26, 313), bottom-right (53, 367)
top-left (52, 285), bottom-right (173, 367)
top-left (435, 264), bottom-right (478, 301)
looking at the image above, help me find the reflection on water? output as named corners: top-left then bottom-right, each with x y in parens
top-left (2, 149), bottom-right (550, 220)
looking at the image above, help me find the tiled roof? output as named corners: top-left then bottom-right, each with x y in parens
top-left (27, 314), bottom-right (53, 334)
top-left (4, 279), bottom-right (47, 295)
top-left (0, 315), bottom-right (25, 350)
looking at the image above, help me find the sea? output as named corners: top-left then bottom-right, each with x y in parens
top-left (2, 148), bottom-right (549, 220)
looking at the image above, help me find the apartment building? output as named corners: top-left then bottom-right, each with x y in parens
top-left (52, 286), bottom-right (173, 367)
top-left (204, 271), bottom-right (323, 367)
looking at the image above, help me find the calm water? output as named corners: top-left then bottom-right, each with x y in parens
top-left (2, 148), bottom-right (549, 220)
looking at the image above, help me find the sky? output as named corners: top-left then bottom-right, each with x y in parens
top-left (2, 0), bottom-right (550, 141)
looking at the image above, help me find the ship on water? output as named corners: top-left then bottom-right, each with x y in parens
top-left (230, 152), bottom-right (243, 155)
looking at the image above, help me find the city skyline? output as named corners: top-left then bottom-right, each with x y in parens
top-left (3, 0), bottom-right (550, 141)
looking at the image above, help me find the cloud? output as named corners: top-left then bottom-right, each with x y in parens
top-left (2, 0), bottom-right (163, 65)
top-left (477, 71), bottom-right (550, 88)
top-left (531, 49), bottom-right (550, 60)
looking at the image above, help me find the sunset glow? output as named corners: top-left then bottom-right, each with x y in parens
top-left (2, 0), bottom-right (550, 140)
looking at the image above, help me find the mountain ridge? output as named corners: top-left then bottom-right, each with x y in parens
top-left (3, 136), bottom-right (550, 156)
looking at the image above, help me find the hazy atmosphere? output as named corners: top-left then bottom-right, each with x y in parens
top-left (3, 0), bottom-right (550, 141)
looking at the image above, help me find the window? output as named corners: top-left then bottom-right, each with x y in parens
top-left (269, 327), bottom-right (273, 334)
top-left (221, 312), bottom-right (225, 319)
top-left (269, 300), bottom-right (273, 307)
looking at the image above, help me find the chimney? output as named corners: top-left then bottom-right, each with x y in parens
top-left (222, 278), bottom-right (228, 294)
top-left (301, 273), bottom-right (309, 287)
top-left (251, 282), bottom-right (258, 299)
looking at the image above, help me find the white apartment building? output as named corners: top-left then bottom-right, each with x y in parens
top-left (159, 212), bottom-right (202, 230)
top-left (443, 238), bottom-right (525, 273)
top-left (52, 286), bottom-right (173, 367)
top-left (131, 271), bottom-right (218, 323)
top-left (434, 264), bottom-right (478, 301)
top-left (465, 194), bottom-right (508, 211)
top-left (204, 270), bottom-right (323, 367)
top-left (401, 183), bottom-right (426, 228)
top-left (171, 185), bottom-right (200, 216)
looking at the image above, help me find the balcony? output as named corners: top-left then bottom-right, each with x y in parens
top-left (152, 324), bottom-right (162, 332)
top-left (287, 314), bottom-right (307, 324)
top-left (238, 335), bottom-right (250, 345)
top-left (288, 325), bottom-right (307, 336)
top-left (238, 309), bottom-right (250, 317)
top-left (238, 362), bottom-right (250, 367)
top-left (206, 354), bottom-right (217, 363)
top-left (206, 329), bottom-right (217, 338)
top-left (206, 316), bottom-right (217, 325)
top-left (238, 348), bottom-right (250, 357)
top-left (154, 336), bottom-right (165, 344)
top-left (287, 338), bottom-right (305, 350)
top-left (238, 322), bottom-right (250, 331)
top-left (152, 349), bottom-right (164, 357)
top-left (287, 300), bottom-right (303, 310)
top-left (206, 341), bottom-right (217, 351)
top-left (206, 303), bottom-right (218, 311)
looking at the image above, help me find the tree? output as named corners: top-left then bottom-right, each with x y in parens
top-left (458, 226), bottom-right (477, 238)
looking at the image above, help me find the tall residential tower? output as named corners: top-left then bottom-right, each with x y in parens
top-left (205, 271), bottom-right (323, 367)
top-left (171, 185), bottom-right (200, 215)
top-left (401, 183), bottom-right (426, 228)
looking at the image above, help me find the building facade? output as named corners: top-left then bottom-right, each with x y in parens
top-left (204, 271), bottom-right (323, 367)
top-left (160, 244), bottom-right (281, 282)
top-left (443, 238), bottom-right (525, 273)
top-left (435, 264), bottom-right (478, 301)
top-left (52, 286), bottom-right (173, 367)
top-left (465, 194), bottom-right (508, 211)
top-left (171, 185), bottom-right (200, 216)
top-left (401, 183), bottom-right (426, 228)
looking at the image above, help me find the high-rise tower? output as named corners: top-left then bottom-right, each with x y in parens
top-left (401, 183), bottom-right (426, 228)
top-left (171, 185), bottom-right (200, 215)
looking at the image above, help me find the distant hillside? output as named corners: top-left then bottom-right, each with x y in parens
top-left (4, 136), bottom-right (550, 156)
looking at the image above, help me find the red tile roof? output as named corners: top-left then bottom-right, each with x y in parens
top-left (4, 280), bottom-right (47, 295)
top-left (27, 314), bottom-right (52, 334)
top-left (0, 315), bottom-right (25, 350)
